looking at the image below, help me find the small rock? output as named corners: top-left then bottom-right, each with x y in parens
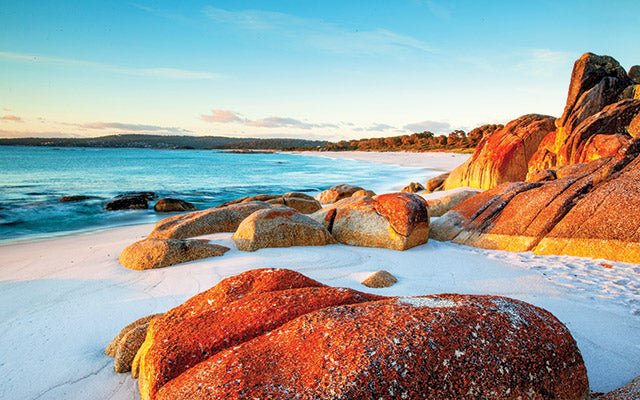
top-left (401, 182), bottom-right (425, 193)
top-left (629, 65), bottom-right (640, 84)
top-left (116, 191), bottom-right (158, 201)
top-left (106, 195), bottom-right (149, 211)
top-left (154, 198), bottom-right (196, 212)
top-left (59, 195), bottom-right (97, 202)
top-left (425, 172), bottom-right (449, 192)
top-left (106, 314), bottom-right (162, 373)
top-left (361, 270), bottom-right (398, 288)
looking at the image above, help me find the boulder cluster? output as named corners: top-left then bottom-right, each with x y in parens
top-left (107, 268), bottom-right (589, 400)
top-left (119, 189), bottom-right (431, 269)
top-left (427, 52), bottom-right (640, 263)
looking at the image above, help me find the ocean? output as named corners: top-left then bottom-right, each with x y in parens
top-left (0, 146), bottom-right (426, 242)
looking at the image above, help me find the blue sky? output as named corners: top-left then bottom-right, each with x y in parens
top-left (0, 0), bottom-right (638, 140)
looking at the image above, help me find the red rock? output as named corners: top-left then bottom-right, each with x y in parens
top-left (311, 193), bottom-right (430, 250)
top-left (134, 268), bottom-right (380, 400)
top-left (579, 133), bottom-right (631, 163)
top-left (444, 114), bottom-right (555, 190)
top-left (598, 376), bottom-right (640, 399)
top-left (158, 294), bottom-right (588, 400)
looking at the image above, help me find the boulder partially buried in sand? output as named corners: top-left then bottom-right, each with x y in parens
top-left (122, 268), bottom-right (588, 400)
top-left (149, 201), bottom-right (272, 239)
top-left (119, 238), bottom-right (229, 270)
top-left (361, 270), bottom-right (398, 288)
top-left (316, 184), bottom-right (364, 204)
top-left (232, 207), bottom-right (336, 251)
top-left (311, 192), bottom-right (429, 250)
top-left (401, 181), bottom-right (425, 193)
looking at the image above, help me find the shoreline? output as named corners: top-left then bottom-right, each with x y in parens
top-left (0, 151), bottom-right (638, 398)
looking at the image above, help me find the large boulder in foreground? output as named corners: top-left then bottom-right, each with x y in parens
top-left (311, 192), bottom-right (429, 250)
top-left (147, 271), bottom-right (588, 400)
top-left (443, 114), bottom-right (556, 190)
top-left (133, 269), bottom-right (380, 400)
top-left (316, 184), bottom-right (364, 204)
top-left (217, 192), bottom-right (321, 214)
top-left (153, 198), bottom-right (196, 212)
top-left (232, 207), bottom-right (336, 251)
top-left (119, 238), bottom-right (229, 270)
top-left (432, 141), bottom-right (640, 263)
top-left (149, 201), bottom-right (272, 239)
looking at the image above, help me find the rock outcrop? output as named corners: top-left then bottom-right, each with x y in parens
top-left (105, 195), bottom-right (149, 210)
top-left (361, 270), bottom-right (398, 288)
top-left (529, 53), bottom-right (635, 172)
top-left (232, 207), bottom-right (336, 251)
top-left (119, 238), bottom-right (229, 270)
top-left (443, 114), bottom-right (555, 190)
top-left (401, 182), bottom-right (425, 193)
top-left (153, 198), bottom-right (196, 212)
top-left (106, 314), bottom-right (162, 373)
top-left (311, 192), bottom-right (430, 250)
top-left (114, 269), bottom-right (587, 400)
top-left (316, 184), bottom-right (364, 204)
top-left (149, 201), bottom-right (272, 239)
top-left (217, 192), bottom-right (321, 214)
top-left (431, 141), bottom-right (640, 263)
top-left (426, 189), bottom-right (481, 217)
top-left (133, 269), bottom-right (381, 400)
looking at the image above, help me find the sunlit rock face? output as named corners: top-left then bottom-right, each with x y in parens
top-left (443, 114), bottom-right (555, 190)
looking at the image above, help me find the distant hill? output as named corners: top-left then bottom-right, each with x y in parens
top-left (0, 134), bottom-right (327, 150)
top-left (318, 125), bottom-right (502, 153)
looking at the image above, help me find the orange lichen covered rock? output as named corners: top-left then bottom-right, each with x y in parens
top-left (232, 207), bottom-right (335, 251)
top-left (579, 133), bottom-right (631, 163)
top-left (134, 268), bottom-right (380, 400)
top-left (157, 294), bottom-right (588, 400)
top-left (316, 184), bottom-right (364, 204)
top-left (148, 201), bottom-right (272, 239)
top-left (217, 192), bottom-right (321, 214)
top-left (431, 142), bottom-right (640, 263)
top-left (444, 114), bottom-right (555, 190)
top-left (351, 189), bottom-right (376, 197)
top-left (311, 192), bottom-right (429, 250)
top-left (426, 189), bottom-right (481, 217)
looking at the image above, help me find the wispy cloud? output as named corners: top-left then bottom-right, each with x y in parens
top-left (200, 109), bottom-right (338, 130)
top-left (203, 7), bottom-right (435, 55)
top-left (1, 114), bottom-right (22, 122)
top-left (403, 120), bottom-right (451, 133)
top-left (0, 51), bottom-right (222, 81)
top-left (75, 121), bottom-right (192, 134)
top-left (354, 123), bottom-right (397, 132)
top-left (423, 0), bottom-right (451, 19)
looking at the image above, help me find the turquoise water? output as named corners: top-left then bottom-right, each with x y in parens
top-left (0, 146), bottom-right (425, 242)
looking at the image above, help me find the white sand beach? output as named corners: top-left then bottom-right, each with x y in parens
top-left (1, 152), bottom-right (639, 399)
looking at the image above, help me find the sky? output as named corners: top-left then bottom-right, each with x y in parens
top-left (0, 0), bottom-right (639, 141)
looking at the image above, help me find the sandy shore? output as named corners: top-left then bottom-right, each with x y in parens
top-left (1, 151), bottom-right (639, 399)
top-left (289, 150), bottom-right (470, 170)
